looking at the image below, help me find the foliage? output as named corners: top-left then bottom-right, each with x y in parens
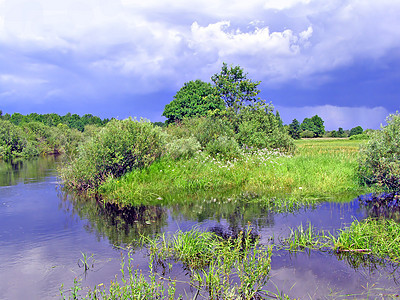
top-left (166, 136), bottom-right (201, 160)
top-left (0, 111), bottom-right (109, 131)
top-left (300, 130), bottom-right (315, 138)
top-left (211, 63), bottom-right (261, 114)
top-left (349, 125), bottom-right (363, 137)
top-left (236, 102), bottom-right (295, 153)
top-left (166, 115), bottom-right (235, 149)
top-left (62, 228), bottom-right (285, 299)
top-left (205, 135), bottom-right (241, 159)
top-left (349, 133), bottom-right (369, 140)
top-left (358, 113), bottom-right (400, 191)
top-left (288, 119), bottom-right (301, 139)
top-left (145, 227), bottom-right (273, 299)
top-left (99, 139), bottom-right (368, 205)
top-left (280, 218), bottom-right (400, 263)
top-left (162, 79), bottom-right (224, 124)
top-left (59, 118), bottom-right (165, 192)
top-left (300, 115), bottom-right (325, 137)
top-left (334, 218), bottom-right (400, 262)
top-left (0, 120), bottom-right (27, 160)
top-left (337, 127), bottom-right (345, 137)
top-left (300, 117), bottom-right (316, 134)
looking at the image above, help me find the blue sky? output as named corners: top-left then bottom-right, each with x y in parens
top-left (0, 0), bottom-right (399, 130)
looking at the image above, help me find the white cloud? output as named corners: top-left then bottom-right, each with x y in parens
top-left (0, 0), bottom-right (399, 123)
top-left (1, 0), bottom-right (399, 88)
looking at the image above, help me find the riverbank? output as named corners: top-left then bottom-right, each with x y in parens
top-left (98, 139), bottom-right (373, 206)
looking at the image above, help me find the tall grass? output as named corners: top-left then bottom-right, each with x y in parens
top-left (99, 139), bottom-right (371, 206)
top-left (333, 218), bottom-right (400, 262)
top-left (279, 218), bottom-right (400, 263)
top-left (61, 228), bottom-right (291, 299)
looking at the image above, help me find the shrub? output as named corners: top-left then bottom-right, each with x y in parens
top-left (236, 103), bottom-right (295, 153)
top-left (358, 113), bottom-right (400, 191)
top-left (300, 130), bottom-right (315, 138)
top-left (349, 125), bottom-right (363, 137)
top-left (165, 115), bottom-right (235, 149)
top-left (0, 120), bottom-right (27, 160)
top-left (59, 118), bottom-right (165, 192)
top-left (349, 133), bottom-right (369, 140)
top-left (205, 135), bottom-right (241, 159)
top-left (166, 136), bottom-right (201, 160)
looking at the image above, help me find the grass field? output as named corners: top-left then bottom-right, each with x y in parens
top-left (98, 138), bottom-right (372, 206)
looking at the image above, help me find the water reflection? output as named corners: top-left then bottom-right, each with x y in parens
top-left (59, 192), bottom-right (168, 246)
top-left (1, 156), bottom-right (400, 299)
top-left (359, 192), bottom-right (400, 221)
top-left (0, 155), bottom-right (60, 186)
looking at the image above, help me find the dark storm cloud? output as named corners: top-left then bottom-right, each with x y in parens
top-left (0, 0), bottom-right (399, 127)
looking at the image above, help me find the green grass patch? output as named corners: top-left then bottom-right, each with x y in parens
top-left (333, 218), bottom-right (400, 262)
top-left (98, 139), bottom-right (371, 206)
top-left (61, 228), bottom-right (291, 299)
top-left (280, 218), bottom-right (400, 263)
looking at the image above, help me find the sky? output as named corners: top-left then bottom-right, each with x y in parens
top-left (0, 0), bottom-right (399, 130)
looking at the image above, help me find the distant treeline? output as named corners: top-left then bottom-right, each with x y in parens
top-left (0, 110), bottom-right (110, 132)
top-left (0, 110), bottom-right (113, 161)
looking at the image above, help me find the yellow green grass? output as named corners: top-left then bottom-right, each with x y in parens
top-left (98, 139), bottom-right (371, 206)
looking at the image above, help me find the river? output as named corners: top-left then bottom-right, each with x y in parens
top-left (0, 156), bottom-right (399, 299)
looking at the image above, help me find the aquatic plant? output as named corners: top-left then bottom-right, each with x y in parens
top-left (78, 252), bottom-right (95, 273)
top-left (279, 223), bottom-right (331, 252)
top-left (280, 218), bottom-right (400, 263)
top-left (61, 228), bottom-right (293, 299)
top-left (333, 218), bottom-right (400, 262)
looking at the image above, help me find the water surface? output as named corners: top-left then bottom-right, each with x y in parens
top-left (0, 157), bottom-right (399, 299)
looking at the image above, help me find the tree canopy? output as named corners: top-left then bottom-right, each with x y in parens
top-left (211, 63), bottom-right (261, 114)
top-left (349, 126), bottom-right (363, 137)
top-left (162, 80), bottom-right (224, 124)
top-left (300, 115), bottom-right (325, 137)
top-left (288, 119), bottom-right (301, 139)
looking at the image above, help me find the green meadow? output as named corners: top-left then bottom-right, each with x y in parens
top-left (98, 138), bottom-right (371, 206)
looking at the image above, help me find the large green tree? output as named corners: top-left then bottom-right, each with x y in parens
top-left (300, 115), bottom-right (325, 137)
top-left (211, 63), bottom-right (261, 114)
top-left (349, 126), bottom-right (363, 137)
top-left (288, 119), bottom-right (301, 139)
top-left (162, 80), bottom-right (224, 124)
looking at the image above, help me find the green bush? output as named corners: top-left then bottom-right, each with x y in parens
top-left (358, 113), bottom-right (400, 191)
top-left (300, 130), bottom-right (315, 138)
top-left (205, 135), bottom-right (241, 159)
top-left (0, 120), bottom-right (27, 160)
top-left (349, 133), bottom-right (369, 140)
top-left (166, 136), bottom-right (201, 160)
top-left (349, 125), bottom-right (363, 137)
top-left (165, 115), bottom-right (235, 150)
top-left (59, 118), bottom-right (165, 192)
top-left (236, 103), bottom-right (295, 153)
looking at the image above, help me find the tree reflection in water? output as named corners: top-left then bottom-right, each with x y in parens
top-left (59, 192), bottom-right (167, 246)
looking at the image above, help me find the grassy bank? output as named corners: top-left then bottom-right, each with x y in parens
top-left (98, 139), bottom-right (371, 206)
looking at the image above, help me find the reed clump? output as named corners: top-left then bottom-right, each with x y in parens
top-left (61, 228), bottom-right (291, 299)
top-left (280, 218), bottom-right (400, 263)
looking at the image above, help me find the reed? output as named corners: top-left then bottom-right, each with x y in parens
top-left (333, 218), bottom-right (400, 262)
top-left (279, 223), bottom-right (331, 251)
top-left (61, 228), bottom-right (292, 299)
